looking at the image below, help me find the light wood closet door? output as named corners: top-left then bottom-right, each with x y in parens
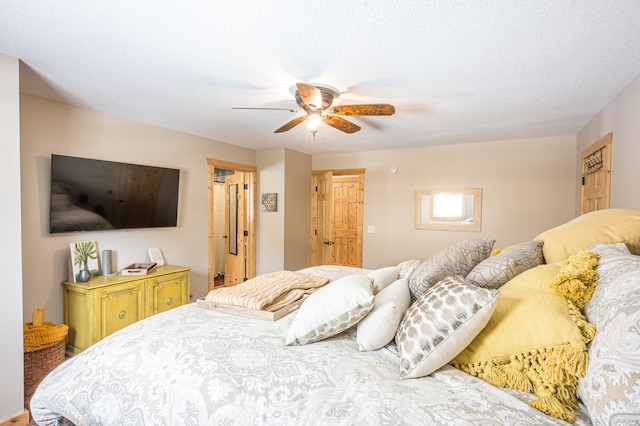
top-left (581, 133), bottom-right (612, 215)
top-left (332, 176), bottom-right (363, 267)
top-left (311, 169), bottom-right (364, 268)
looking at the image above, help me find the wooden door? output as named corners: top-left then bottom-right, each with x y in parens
top-left (311, 169), bottom-right (365, 267)
top-left (581, 133), bottom-right (612, 215)
top-left (332, 176), bottom-right (363, 267)
top-left (224, 172), bottom-right (247, 286)
top-left (311, 171), bottom-right (334, 265)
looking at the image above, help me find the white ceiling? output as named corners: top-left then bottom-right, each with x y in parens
top-left (2, 1), bottom-right (640, 155)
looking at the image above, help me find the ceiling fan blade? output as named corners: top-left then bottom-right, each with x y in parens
top-left (232, 107), bottom-right (298, 112)
top-left (274, 116), bottom-right (307, 133)
top-left (296, 82), bottom-right (323, 109)
top-left (331, 104), bottom-right (396, 116)
top-left (322, 115), bottom-right (361, 134)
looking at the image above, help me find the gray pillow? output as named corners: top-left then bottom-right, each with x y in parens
top-left (409, 239), bottom-right (495, 299)
top-left (465, 241), bottom-right (544, 289)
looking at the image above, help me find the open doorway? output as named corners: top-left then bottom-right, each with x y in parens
top-left (207, 159), bottom-right (257, 291)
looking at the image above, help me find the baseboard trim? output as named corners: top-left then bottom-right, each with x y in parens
top-left (0, 409), bottom-right (29, 426)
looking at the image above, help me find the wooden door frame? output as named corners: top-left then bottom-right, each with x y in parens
top-left (207, 158), bottom-right (257, 291)
top-left (311, 168), bottom-right (365, 267)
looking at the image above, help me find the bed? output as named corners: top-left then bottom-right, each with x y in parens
top-left (30, 209), bottom-right (640, 425)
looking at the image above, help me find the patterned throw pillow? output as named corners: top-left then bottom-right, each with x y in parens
top-left (465, 241), bottom-right (544, 289)
top-left (578, 243), bottom-right (640, 426)
top-left (286, 274), bottom-right (374, 346)
top-left (409, 239), bottom-right (495, 299)
top-left (396, 275), bottom-right (498, 379)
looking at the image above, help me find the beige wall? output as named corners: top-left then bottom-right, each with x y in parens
top-left (0, 53), bottom-right (25, 422)
top-left (283, 149), bottom-right (312, 270)
top-left (256, 148), bottom-right (312, 273)
top-left (256, 149), bottom-right (286, 273)
top-left (577, 74), bottom-right (640, 211)
top-left (313, 136), bottom-right (578, 268)
top-left (20, 94), bottom-right (256, 324)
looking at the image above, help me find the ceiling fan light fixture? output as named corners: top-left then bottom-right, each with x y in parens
top-left (307, 114), bottom-right (322, 136)
top-left (235, 82), bottom-right (395, 136)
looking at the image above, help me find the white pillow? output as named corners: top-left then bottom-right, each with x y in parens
top-left (367, 266), bottom-right (400, 294)
top-left (396, 275), bottom-right (499, 379)
top-left (357, 278), bottom-right (411, 351)
top-left (286, 274), bottom-right (374, 346)
top-left (578, 243), bottom-right (640, 425)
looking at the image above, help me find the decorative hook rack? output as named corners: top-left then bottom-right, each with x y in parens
top-left (582, 150), bottom-right (603, 177)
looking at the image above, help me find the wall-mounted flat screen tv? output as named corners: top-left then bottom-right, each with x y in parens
top-left (50, 154), bottom-right (180, 233)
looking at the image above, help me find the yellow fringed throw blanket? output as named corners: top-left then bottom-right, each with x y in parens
top-left (548, 251), bottom-right (600, 310)
top-left (204, 270), bottom-right (329, 312)
top-left (451, 254), bottom-right (599, 423)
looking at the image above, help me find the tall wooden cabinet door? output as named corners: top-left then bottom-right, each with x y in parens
top-left (147, 272), bottom-right (190, 316)
top-left (97, 282), bottom-right (144, 339)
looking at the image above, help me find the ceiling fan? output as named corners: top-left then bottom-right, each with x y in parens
top-left (233, 82), bottom-right (395, 135)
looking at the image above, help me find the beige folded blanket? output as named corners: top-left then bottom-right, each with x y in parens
top-left (204, 270), bottom-right (329, 312)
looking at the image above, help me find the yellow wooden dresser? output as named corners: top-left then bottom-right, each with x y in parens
top-left (62, 265), bottom-right (190, 356)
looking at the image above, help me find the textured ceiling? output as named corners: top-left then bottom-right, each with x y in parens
top-left (2, 1), bottom-right (640, 155)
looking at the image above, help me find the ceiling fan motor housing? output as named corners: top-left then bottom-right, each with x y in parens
top-left (295, 86), bottom-right (338, 112)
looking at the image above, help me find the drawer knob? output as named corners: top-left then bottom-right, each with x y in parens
top-left (166, 297), bottom-right (174, 306)
top-left (118, 310), bottom-right (127, 319)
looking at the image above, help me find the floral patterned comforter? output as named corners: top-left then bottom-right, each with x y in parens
top-left (31, 302), bottom-right (591, 425)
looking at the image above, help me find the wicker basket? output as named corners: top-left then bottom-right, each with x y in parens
top-left (24, 338), bottom-right (66, 396)
top-left (23, 308), bottom-right (68, 413)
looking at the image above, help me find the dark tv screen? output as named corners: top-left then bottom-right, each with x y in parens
top-left (50, 154), bottom-right (180, 233)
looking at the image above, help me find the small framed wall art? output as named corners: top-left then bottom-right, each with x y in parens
top-left (69, 240), bottom-right (100, 282)
top-left (261, 193), bottom-right (277, 212)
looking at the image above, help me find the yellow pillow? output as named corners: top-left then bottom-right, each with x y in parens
top-left (450, 264), bottom-right (595, 423)
top-left (534, 208), bottom-right (640, 263)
